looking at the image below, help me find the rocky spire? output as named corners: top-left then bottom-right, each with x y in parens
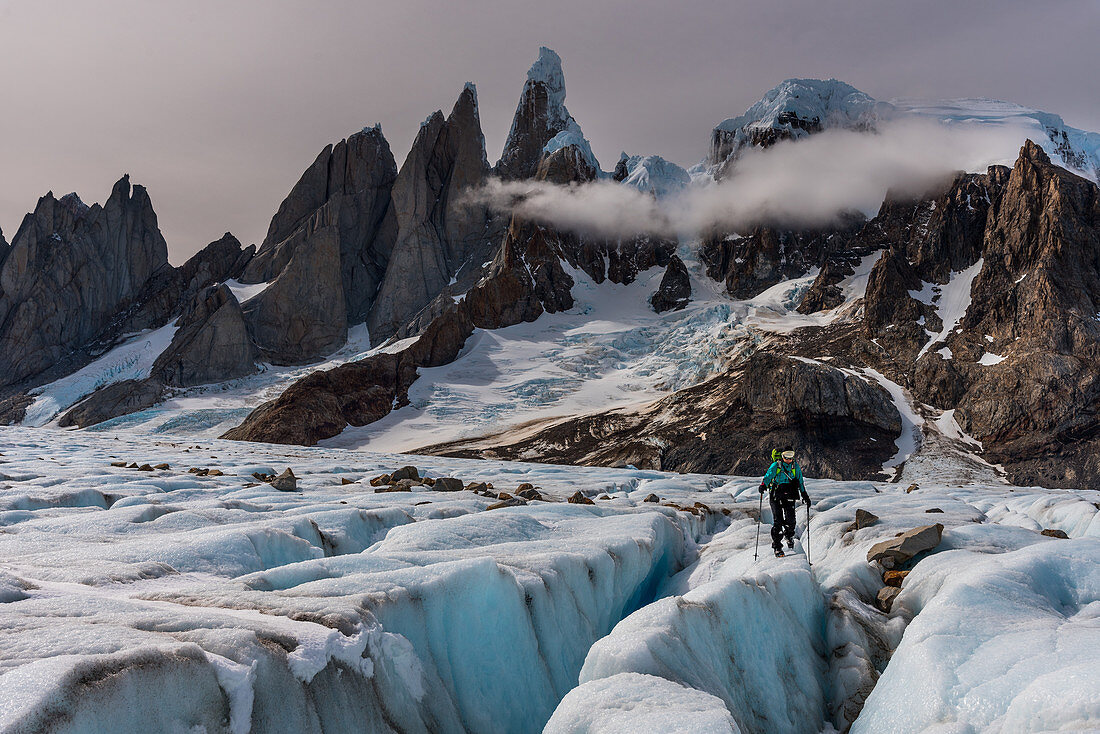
top-left (496, 47), bottom-right (596, 180)
top-left (366, 83), bottom-right (497, 342)
top-left (0, 175), bottom-right (170, 387)
top-left (242, 124), bottom-right (398, 326)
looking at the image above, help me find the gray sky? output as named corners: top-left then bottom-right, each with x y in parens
top-left (1, 0), bottom-right (1097, 263)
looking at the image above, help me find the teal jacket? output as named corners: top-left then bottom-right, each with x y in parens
top-left (760, 461), bottom-right (809, 501)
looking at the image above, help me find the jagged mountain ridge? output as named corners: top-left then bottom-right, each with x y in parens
top-left (3, 51), bottom-right (1100, 489)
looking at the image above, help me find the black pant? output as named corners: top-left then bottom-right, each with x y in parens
top-left (770, 495), bottom-right (797, 549)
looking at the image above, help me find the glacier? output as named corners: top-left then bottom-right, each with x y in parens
top-left (0, 427), bottom-right (1097, 733)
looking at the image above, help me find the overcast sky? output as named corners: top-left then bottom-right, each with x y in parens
top-left (1, 0), bottom-right (1096, 262)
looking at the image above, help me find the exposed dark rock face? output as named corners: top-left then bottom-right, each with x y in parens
top-left (700, 217), bottom-right (863, 300)
top-left (0, 177), bottom-right (169, 387)
top-left (535, 144), bottom-right (597, 184)
top-left (152, 284), bottom-right (256, 387)
top-left (367, 85), bottom-right (500, 343)
top-left (242, 223), bottom-right (347, 365)
top-left (58, 379), bottom-right (164, 429)
top-left (242, 125), bottom-right (398, 325)
top-left (650, 255), bottom-right (691, 312)
top-left (106, 232), bottom-right (255, 340)
top-left (948, 142), bottom-right (1100, 486)
top-left (496, 47), bottom-right (581, 181)
top-left (223, 214), bottom-right (572, 446)
top-left (0, 227), bottom-right (8, 271)
top-left (420, 352), bottom-right (901, 479)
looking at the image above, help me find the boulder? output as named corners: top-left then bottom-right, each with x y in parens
top-left (845, 509), bottom-right (879, 533)
top-left (643, 494), bottom-right (660, 503)
top-left (649, 255), bottom-right (691, 313)
top-left (1041, 528), bottom-right (1069, 539)
top-left (270, 468), bottom-right (297, 492)
top-left (867, 524), bottom-right (944, 568)
top-left (432, 477), bottom-right (464, 492)
top-left (567, 491), bottom-right (594, 505)
top-left (487, 497), bottom-right (527, 510)
top-left (876, 585), bottom-right (901, 613)
top-left (882, 570), bottom-right (909, 587)
top-left (390, 466), bottom-right (420, 481)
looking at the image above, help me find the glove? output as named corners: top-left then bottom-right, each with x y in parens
top-left (801, 494), bottom-right (811, 506)
top-left (758, 484), bottom-right (766, 495)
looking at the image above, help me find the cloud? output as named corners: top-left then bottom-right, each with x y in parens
top-left (466, 118), bottom-right (1030, 238)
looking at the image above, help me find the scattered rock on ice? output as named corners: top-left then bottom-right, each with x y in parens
top-left (867, 523), bottom-right (944, 568)
top-left (433, 477), bottom-right (464, 492)
top-left (568, 491), bottom-right (595, 505)
top-left (846, 508), bottom-right (879, 532)
top-left (875, 585), bottom-right (901, 612)
top-left (390, 466), bottom-right (420, 481)
top-left (270, 468), bottom-right (297, 492)
top-left (1041, 528), bottom-right (1069, 539)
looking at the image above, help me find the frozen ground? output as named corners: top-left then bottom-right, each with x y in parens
top-left (0, 427), bottom-right (1097, 733)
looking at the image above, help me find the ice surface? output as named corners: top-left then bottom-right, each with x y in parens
top-left (854, 540), bottom-right (1100, 733)
top-left (21, 321), bottom-right (178, 427)
top-left (545, 672), bottom-right (740, 733)
top-left (0, 428), bottom-right (1098, 732)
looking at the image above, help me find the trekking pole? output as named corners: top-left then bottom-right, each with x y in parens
top-left (805, 503), bottom-right (812, 566)
top-left (754, 492), bottom-right (763, 561)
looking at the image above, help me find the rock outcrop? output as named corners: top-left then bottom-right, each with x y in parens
top-left (649, 255), bottom-right (691, 312)
top-left (701, 217), bottom-right (863, 300)
top-left (242, 223), bottom-right (347, 364)
top-left (420, 352), bottom-right (901, 479)
top-left (0, 177), bottom-right (169, 387)
top-left (152, 284), bottom-right (256, 387)
top-left (496, 47), bottom-right (596, 181)
top-left (58, 378), bottom-right (165, 429)
top-left (367, 84), bottom-right (500, 342)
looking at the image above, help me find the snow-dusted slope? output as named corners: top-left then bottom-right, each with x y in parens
top-left (0, 428), bottom-right (1096, 733)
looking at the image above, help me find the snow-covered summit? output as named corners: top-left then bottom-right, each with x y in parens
top-left (705, 78), bottom-right (1100, 183)
top-left (498, 47), bottom-right (600, 178)
top-left (526, 47), bottom-right (568, 125)
top-left (615, 154), bottom-right (690, 197)
top-left (708, 78), bottom-right (891, 172)
top-left (715, 78), bottom-right (886, 135)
